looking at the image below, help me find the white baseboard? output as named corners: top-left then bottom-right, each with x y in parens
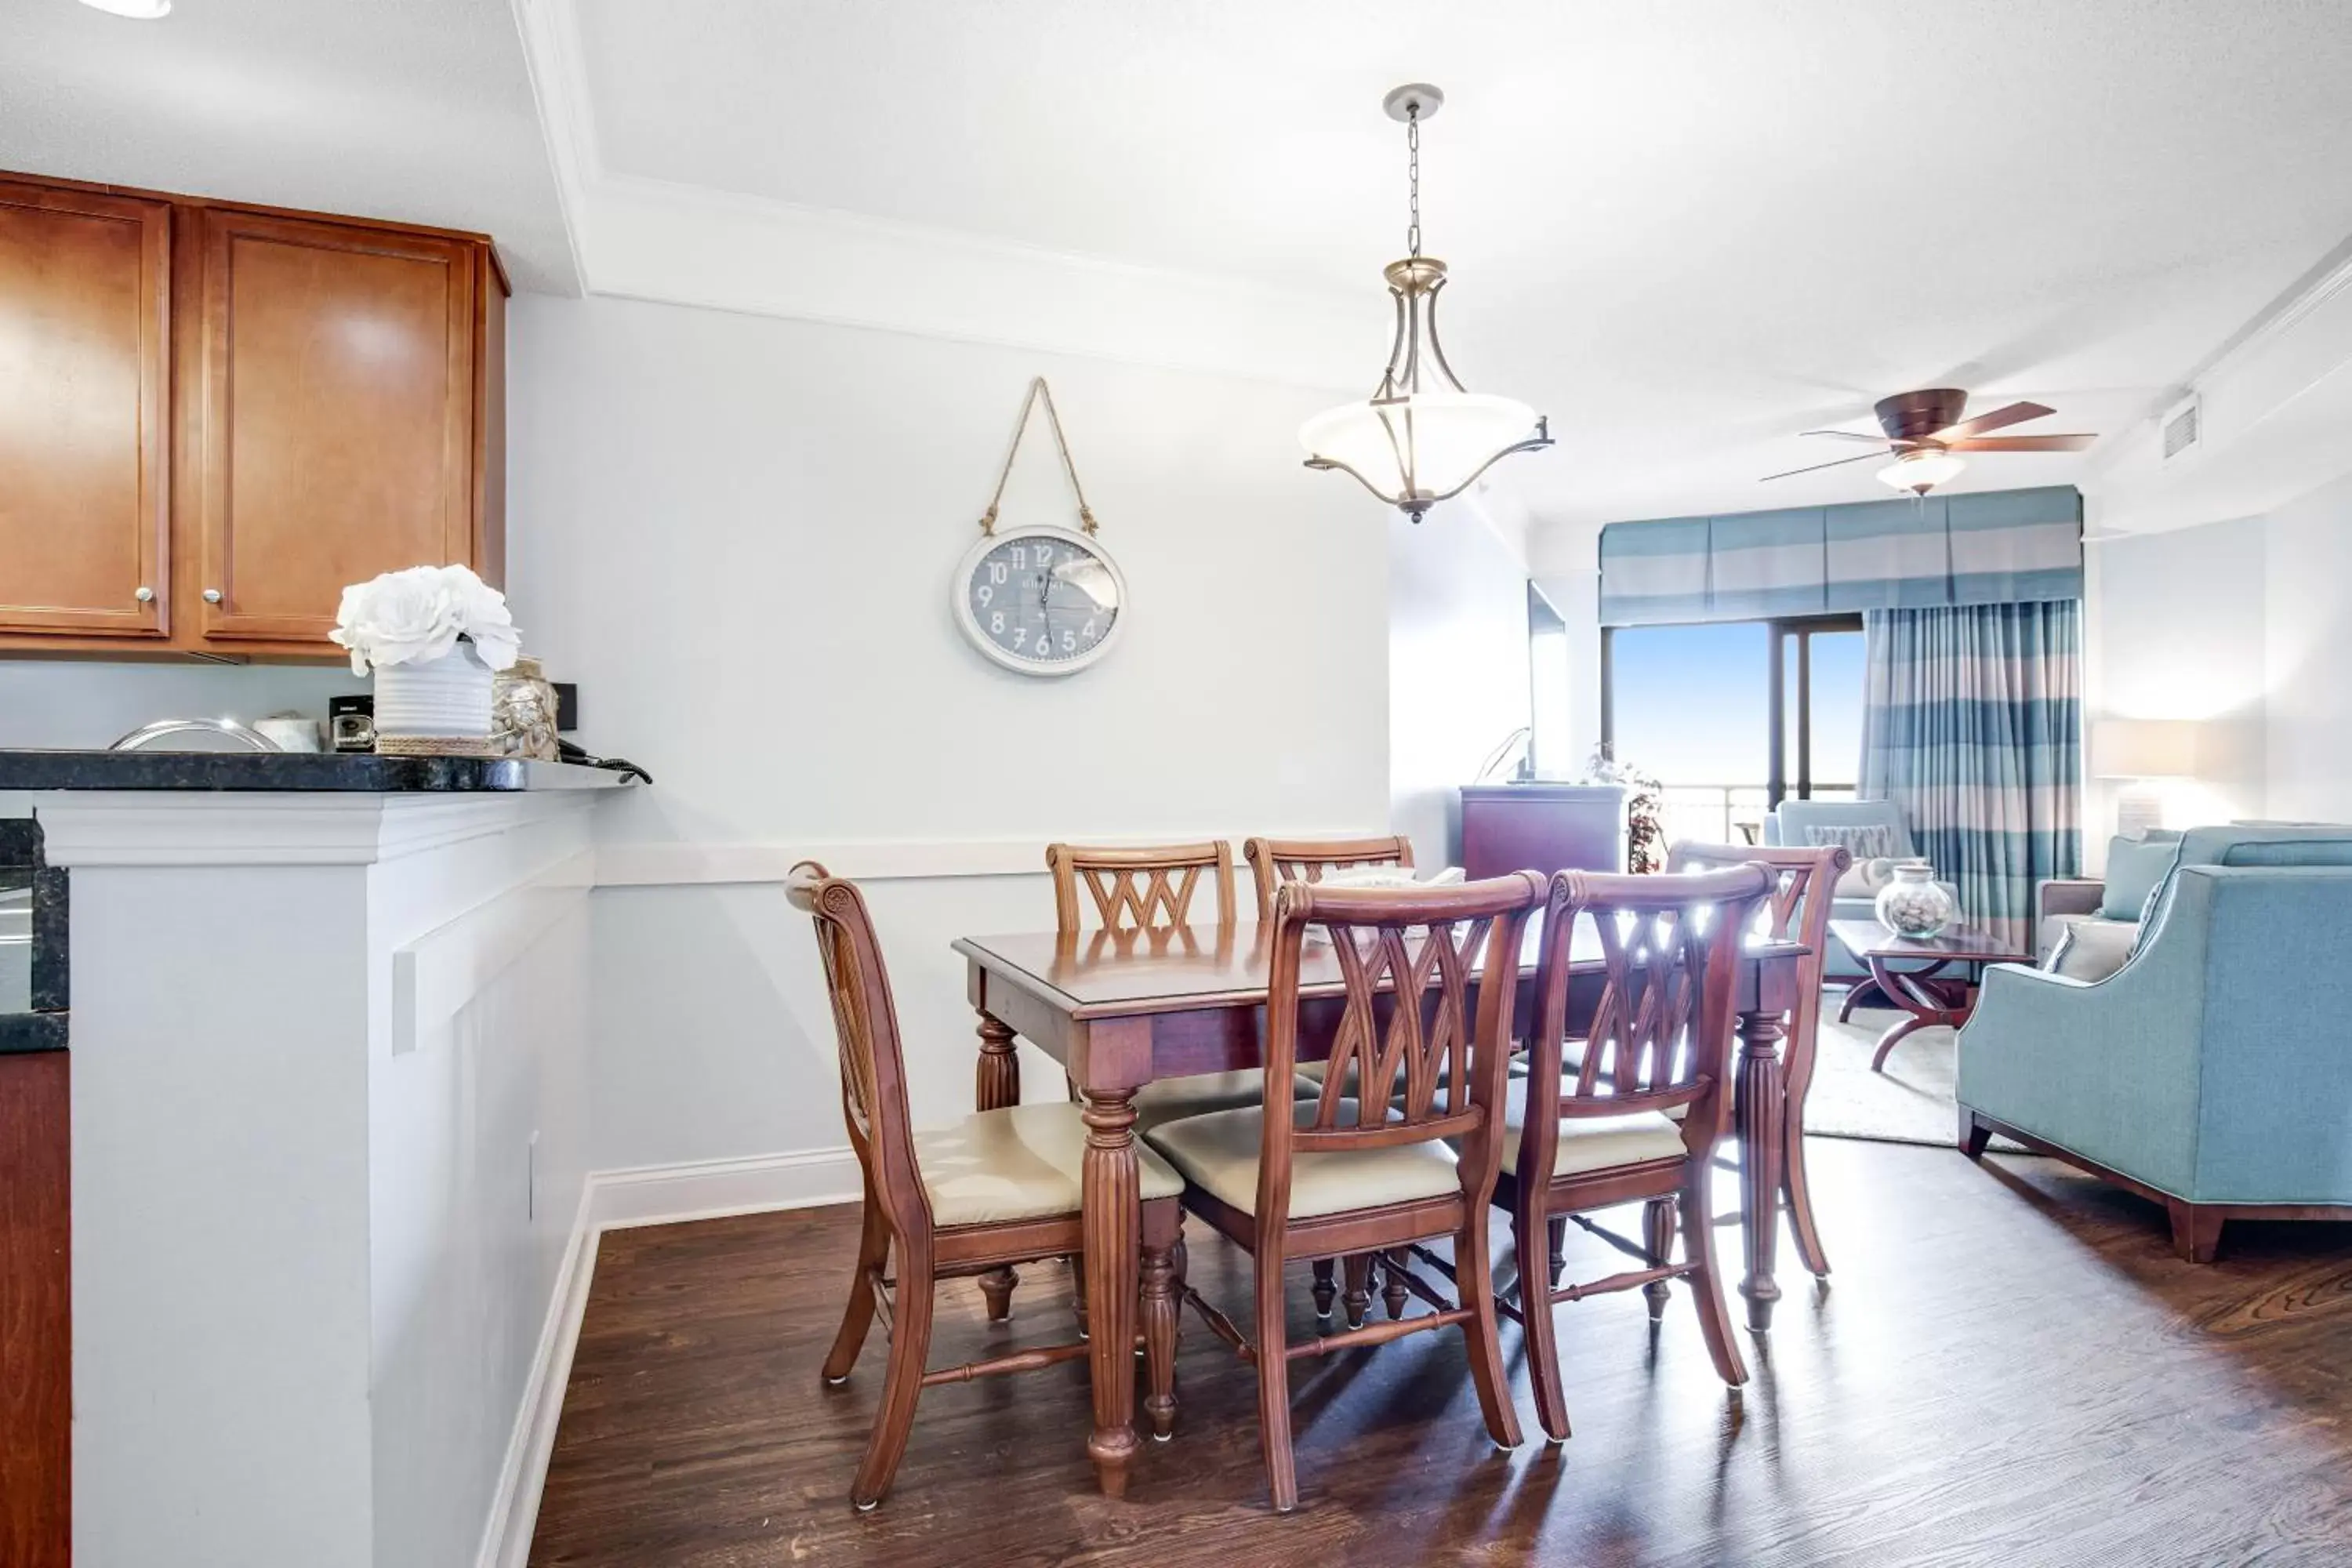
top-left (474, 1149), bottom-right (862, 1568)
top-left (477, 1183), bottom-right (600, 1568)
top-left (587, 1146), bottom-right (864, 1229)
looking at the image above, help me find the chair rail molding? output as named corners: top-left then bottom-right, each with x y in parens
top-left (593, 829), bottom-right (1386, 887)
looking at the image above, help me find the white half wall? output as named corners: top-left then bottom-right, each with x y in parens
top-left (1388, 498), bottom-right (1533, 864)
top-left (503, 292), bottom-right (1392, 1168)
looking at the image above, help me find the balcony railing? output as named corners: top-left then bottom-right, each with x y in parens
top-left (1650, 784), bottom-right (1857, 848)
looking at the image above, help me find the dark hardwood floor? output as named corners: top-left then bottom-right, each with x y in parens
top-left (528, 1138), bottom-right (2352, 1566)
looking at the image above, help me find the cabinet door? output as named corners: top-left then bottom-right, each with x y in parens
top-left (196, 210), bottom-right (477, 643)
top-left (0, 180), bottom-right (171, 637)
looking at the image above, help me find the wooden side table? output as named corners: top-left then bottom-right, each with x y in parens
top-left (1825, 919), bottom-right (2034, 1073)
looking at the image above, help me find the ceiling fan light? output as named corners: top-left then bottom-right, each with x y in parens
top-left (1877, 449), bottom-right (1966, 495)
top-left (75, 0), bottom-right (172, 16)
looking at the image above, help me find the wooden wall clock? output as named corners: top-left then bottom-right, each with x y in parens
top-left (953, 378), bottom-right (1127, 677)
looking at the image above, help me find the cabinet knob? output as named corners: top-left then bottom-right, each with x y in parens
top-left (134, 586), bottom-right (154, 603)
top-left (202, 588), bottom-right (223, 604)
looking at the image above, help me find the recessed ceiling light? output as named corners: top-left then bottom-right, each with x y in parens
top-left (77, 0), bottom-right (172, 16)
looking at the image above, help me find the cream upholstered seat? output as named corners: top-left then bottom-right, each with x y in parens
top-left (1496, 1088), bottom-right (1686, 1177)
top-left (1134, 1069), bottom-right (1316, 1134)
top-left (1144, 1098), bottom-right (1462, 1220)
top-left (916, 1102), bottom-right (1183, 1228)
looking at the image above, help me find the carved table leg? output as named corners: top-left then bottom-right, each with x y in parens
top-left (1735, 1005), bottom-right (1788, 1334)
top-left (975, 1011), bottom-right (1021, 1320)
top-left (1080, 1087), bottom-right (1142, 1497)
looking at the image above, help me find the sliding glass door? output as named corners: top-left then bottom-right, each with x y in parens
top-left (1602, 612), bottom-right (1864, 843)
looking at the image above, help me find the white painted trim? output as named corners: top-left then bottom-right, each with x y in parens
top-left (392, 850), bottom-right (596, 1055)
top-left (33, 791), bottom-right (599, 869)
top-left (592, 828), bottom-right (1385, 887)
top-left (473, 1149), bottom-right (862, 1568)
top-left (476, 1183), bottom-right (598, 1568)
top-left (587, 1148), bottom-right (864, 1231)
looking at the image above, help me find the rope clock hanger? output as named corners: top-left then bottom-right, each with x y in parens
top-left (952, 377), bottom-right (1129, 677)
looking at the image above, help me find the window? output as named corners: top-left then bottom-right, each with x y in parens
top-left (1601, 614), bottom-right (1864, 842)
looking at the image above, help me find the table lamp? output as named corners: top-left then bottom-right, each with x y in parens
top-left (2092, 718), bottom-right (2202, 834)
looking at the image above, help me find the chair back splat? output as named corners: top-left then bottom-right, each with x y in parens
top-left (1047, 840), bottom-right (1236, 935)
top-left (1243, 834), bottom-right (1415, 922)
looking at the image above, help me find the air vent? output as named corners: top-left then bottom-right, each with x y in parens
top-left (2160, 394), bottom-right (2202, 463)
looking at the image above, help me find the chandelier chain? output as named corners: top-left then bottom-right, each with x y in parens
top-left (1405, 104), bottom-right (1421, 257)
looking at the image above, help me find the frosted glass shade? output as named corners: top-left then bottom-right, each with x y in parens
top-left (1877, 449), bottom-right (1966, 494)
top-left (76, 0), bottom-right (172, 15)
top-left (1299, 391), bottom-right (1545, 509)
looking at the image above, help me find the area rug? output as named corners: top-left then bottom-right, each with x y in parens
top-left (1802, 1004), bottom-right (2026, 1152)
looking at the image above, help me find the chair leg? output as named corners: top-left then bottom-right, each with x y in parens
top-left (1958, 1105), bottom-right (1993, 1160)
top-left (2168, 1200), bottom-right (2225, 1264)
top-left (823, 1184), bottom-right (891, 1385)
top-left (1680, 1166), bottom-right (1748, 1389)
top-left (1069, 1250), bottom-right (1088, 1338)
top-left (1341, 1254), bottom-right (1374, 1330)
top-left (1254, 1242), bottom-right (1299, 1513)
top-left (849, 1250), bottom-right (934, 1510)
top-left (1458, 1203), bottom-right (1524, 1452)
top-left (1642, 1196), bottom-right (1677, 1323)
top-left (1512, 1195), bottom-right (1572, 1443)
top-left (1546, 1216), bottom-right (1567, 1289)
top-left (978, 1266), bottom-right (1018, 1323)
top-left (1310, 1258), bottom-right (1338, 1320)
top-left (1382, 1247), bottom-right (1410, 1320)
top-left (1782, 1120), bottom-right (1831, 1279)
top-left (1141, 1218), bottom-right (1181, 1441)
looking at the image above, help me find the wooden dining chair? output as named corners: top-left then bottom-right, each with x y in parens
top-left (1241, 834), bottom-right (1415, 921)
top-left (1142, 872), bottom-right (1544, 1512)
top-left (1501, 865), bottom-right (1774, 1443)
top-left (789, 862), bottom-right (1187, 1509)
top-left (1047, 840), bottom-right (1236, 934)
top-left (1663, 840), bottom-right (1849, 1285)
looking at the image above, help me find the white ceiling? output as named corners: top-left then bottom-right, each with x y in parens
top-left (568, 0), bottom-right (2352, 525)
top-left (0, 0), bottom-right (575, 292)
top-left (9, 0), bottom-right (2352, 528)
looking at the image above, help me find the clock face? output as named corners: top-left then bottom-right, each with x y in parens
top-left (953, 527), bottom-right (1125, 676)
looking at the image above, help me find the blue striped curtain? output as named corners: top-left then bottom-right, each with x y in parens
top-left (1860, 601), bottom-right (2082, 951)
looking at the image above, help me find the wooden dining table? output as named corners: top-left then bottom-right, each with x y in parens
top-left (951, 917), bottom-right (1810, 1498)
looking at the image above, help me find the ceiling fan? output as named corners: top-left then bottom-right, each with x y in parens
top-left (1762, 389), bottom-right (2096, 496)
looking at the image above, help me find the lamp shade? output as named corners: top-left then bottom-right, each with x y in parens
top-left (1877, 449), bottom-right (1966, 495)
top-left (2092, 717), bottom-right (2201, 779)
top-left (1299, 390), bottom-right (1546, 513)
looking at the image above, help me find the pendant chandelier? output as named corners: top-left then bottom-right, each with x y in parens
top-left (1300, 84), bottom-right (1552, 521)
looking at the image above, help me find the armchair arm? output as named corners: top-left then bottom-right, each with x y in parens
top-left (2036, 877), bottom-right (2106, 924)
top-left (1957, 955), bottom-right (2205, 1196)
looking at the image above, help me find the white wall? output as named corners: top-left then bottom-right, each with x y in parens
top-left (505, 292), bottom-right (1392, 1169)
top-left (1387, 497), bottom-right (1533, 862)
top-left (2263, 468), bottom-right (2352, 822)
top-left (2082, 512), bottom-right (2270, 849)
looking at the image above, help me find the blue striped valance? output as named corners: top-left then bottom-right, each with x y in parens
top-left (1598, 485), bottom-right (2082, 627)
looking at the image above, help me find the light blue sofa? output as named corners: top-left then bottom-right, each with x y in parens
top-left (1958, 855), bottom-right (2352, 1261)
top-left (1763, 799), bottom-right (1953, 981)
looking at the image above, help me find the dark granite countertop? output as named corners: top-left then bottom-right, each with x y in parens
top-left (0, 750), bottom-right (641, 793)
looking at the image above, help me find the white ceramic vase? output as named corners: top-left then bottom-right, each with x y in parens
top-left (372, 641), bottom-right (495, 753)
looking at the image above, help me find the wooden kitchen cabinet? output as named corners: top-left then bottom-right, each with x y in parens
top-left (0, 170), bottom-right (506, 659)
top-left (0, 179), bottom-right (173, 640)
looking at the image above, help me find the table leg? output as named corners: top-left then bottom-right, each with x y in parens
top-left (1735, 1004), bottom-right (1788, 1334)
top-left (1864, 957), bottom-right (1970, 1073)
top-left (975, 1011), bottom-right (1021, 1320)
top-left (1080, 1087), bottom-right (1142, 1499)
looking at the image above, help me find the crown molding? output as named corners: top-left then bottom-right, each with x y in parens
top-left (508, 0), bottom-right (1369, 390)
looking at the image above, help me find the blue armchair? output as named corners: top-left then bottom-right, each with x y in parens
top-left (1763, 799), bottom-right (1953, 981)
top-left (1958, 862), bottom-right (2352, 1261)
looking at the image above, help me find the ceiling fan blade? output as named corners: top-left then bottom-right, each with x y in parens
top-left (1760, 452), bottom-right (1884, 481)
top-left (1944, 434), bottom-right (2096, 452)
top-left (1934, 401), bottom-right (2054, 441)
top-left (1797, 430), bottom-right (1893, 444)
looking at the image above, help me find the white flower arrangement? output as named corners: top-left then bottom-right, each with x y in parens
top-left (328, 564), bottom-right (522, 677)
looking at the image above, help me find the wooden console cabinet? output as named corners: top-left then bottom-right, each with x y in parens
top-left (1460, 783), bottom-right (1629, 879)
top-left (0, 171), bottom-right (507, 659)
